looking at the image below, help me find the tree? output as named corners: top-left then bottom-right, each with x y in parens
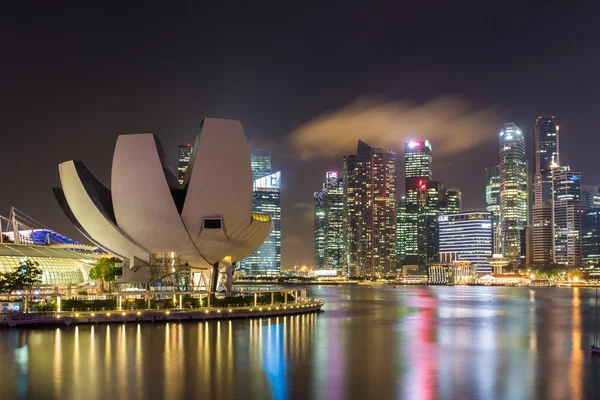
top-left (0, 272), bottom-right (15, 293)
top-left (90, 257), bottom-right (123, 292)
top-left (15, 258), bottom-right (43, 294)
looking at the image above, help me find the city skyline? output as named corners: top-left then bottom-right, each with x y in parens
top-left (2, 2), bottom-right (600, 268)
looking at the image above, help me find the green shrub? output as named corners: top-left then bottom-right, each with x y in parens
top-left (61, 298), bottom-right (117, 311)
top-left (34, 302), bottom-right (57, 312)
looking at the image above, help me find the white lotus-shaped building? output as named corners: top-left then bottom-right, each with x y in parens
top-left (54, 118), bottom-right (272, 291)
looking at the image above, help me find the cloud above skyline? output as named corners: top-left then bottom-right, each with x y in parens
top-left (287, 96), bottom-right (500, 160)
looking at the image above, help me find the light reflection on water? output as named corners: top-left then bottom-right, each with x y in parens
top-left (0, 286), bottom-right (599, 399)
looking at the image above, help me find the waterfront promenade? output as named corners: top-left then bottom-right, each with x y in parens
top-left (0, 299), bottom-right (324, 328)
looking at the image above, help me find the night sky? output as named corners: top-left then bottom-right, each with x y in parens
top-left (2, 1), bottom-right (599, 268)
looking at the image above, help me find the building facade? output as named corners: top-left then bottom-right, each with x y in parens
top-left (485, 165), bottom-right (501, 254)
top-left (582, 208), bottom-right (600, 265)
top-left (552, 166), bottom-right (581, 266)
top-left (396, 196), bottom-right (407, 263)
top-left (342, 155), bottom-right (358, 274)
top-left (438, 212), bottom-right (494, 274)
top-left (581, 185), bottom-right (600, 209)
top-left (240, 149), bottom-right (281, 275)
top-left (314, 172), bottom-right (344, 270)
top-left (499, 123), bottom-right (528, 261)
top-left (177, 144), bottom-right (192, 184)
top-left (313, 191), bottom-right (326, 268)
top-left (249, 149), bottom-right (272, 180)
top-left (404, 140), bottom-right (432, 265)
top-left (532, 116), bottom-right (559, 205)
top-left (240, 170), bottom-right (281, 275)
top-left (532, 203), bottom-right (553, 264)
top-left (343, 141), bottom-right (396, 276)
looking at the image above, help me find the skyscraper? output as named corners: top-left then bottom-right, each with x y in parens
top-left (249, 149), bottom-right (272, 180)
top-left (404, 140), bottom-right (432, 265)
top-left (499, 123), bottom-right (528, 261)
top-left (421, 181), bottom-right (445, 264)
top-left (485, 165), bottom-right (501, 254)
top-left (396, 196), bottom-right (407, 262)
top-left (532, 203), bottom-right (553, 264)
top-left (323, 172), bottom-right (344, 270)
top-left (532, 116), bottom-right (559, 205)
top-left (582, 208), bottom-right (600, 266)
top-left (581, 184), bottom-right (600, 209)
top-left (342, 155), bottom-right (358, 274)
top-left (177, 144), bottom-right (192, 184)
top-left (239, 151), bottom-right (281, 275)
top-left (313, 191), bottom-right (326, 268)
top-left (343, 141), bottom-right (396, 276)
top-left (441, 188), bottom-right (462, 215)
top-left (314, 172), bottom-right (344, 270)
top-left (552, 165), bottom-right (581, 266)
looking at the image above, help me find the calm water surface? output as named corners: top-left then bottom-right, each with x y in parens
top-left (1, 285), bottom-right (600, 400)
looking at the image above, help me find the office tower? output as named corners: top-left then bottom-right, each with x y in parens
top-left (438, 212), bottom-right (494, 274)
top-left (532, 116), bottom-right (560, 205)
top-left (532, 203), bottom-right (553, 264)
top-left (324, 172), bottom-right (344, 270)
top-left (582, 208), bottom-right (600, 265)
top-left (581, 185), bottom-right (600, 209)
top-left (499, 123), bottom-right (528, 261)
top-left (249, 149), bottom-right (272, 180)
top-left (485, 165), bottom-right (501, 253)
top-left (314, 172), bottom-right (344, 270)
top-left (404, 140), bottom-right (432, 265)
top-left (396, 196), bottom-right (407, 262)
top-left (421, 181), bottom-right (445, 264)
top-left (343, 141), bottom-right (396, 277)
top-left (314, 191), bottom-right (326, 268)
top-left (342, 155), bottom-right (358, 275)
top-left (177, 144), bottom-right (192, 184)
top-left (552, 166), bottom-right (582, 266)
top-left (239, 151), bottom-right (281, 275)
top-left (441, 188), bottom-right (462, 215)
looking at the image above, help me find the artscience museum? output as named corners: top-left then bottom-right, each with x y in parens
top-left (54, 118), bottom-right (273, 292)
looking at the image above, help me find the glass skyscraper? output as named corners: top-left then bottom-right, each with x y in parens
top-left (313, 191), bottom-right (326, 268)
top-left (343, 141), bottom-right (396, 277)
top-left (249, 149), bottom-right (272, 180)
top-left (342, 155), bottom-right (358, 274)
top-left (552, 165), bottom-right (581, 266)
top-left (581, 184), bottom-right (600, 209)
top-left (314, 172), bottom-right (344, 270)
top-left (485, 165), bottom-right (501, 254)
top-left (396, 196), bottom-right (407, 262)
top-left (404, 140), bottom-right (432, 265)
top-left (177, 144), bottom-right (192, 184)
top-left (582, 208), bottom-right (600, 265)
top-left (532, 116), bottom-right (559, 205)
top-left (499, 123), bottom-right (528, 261)
top-left (239, 151), bottom-right (281, 275)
